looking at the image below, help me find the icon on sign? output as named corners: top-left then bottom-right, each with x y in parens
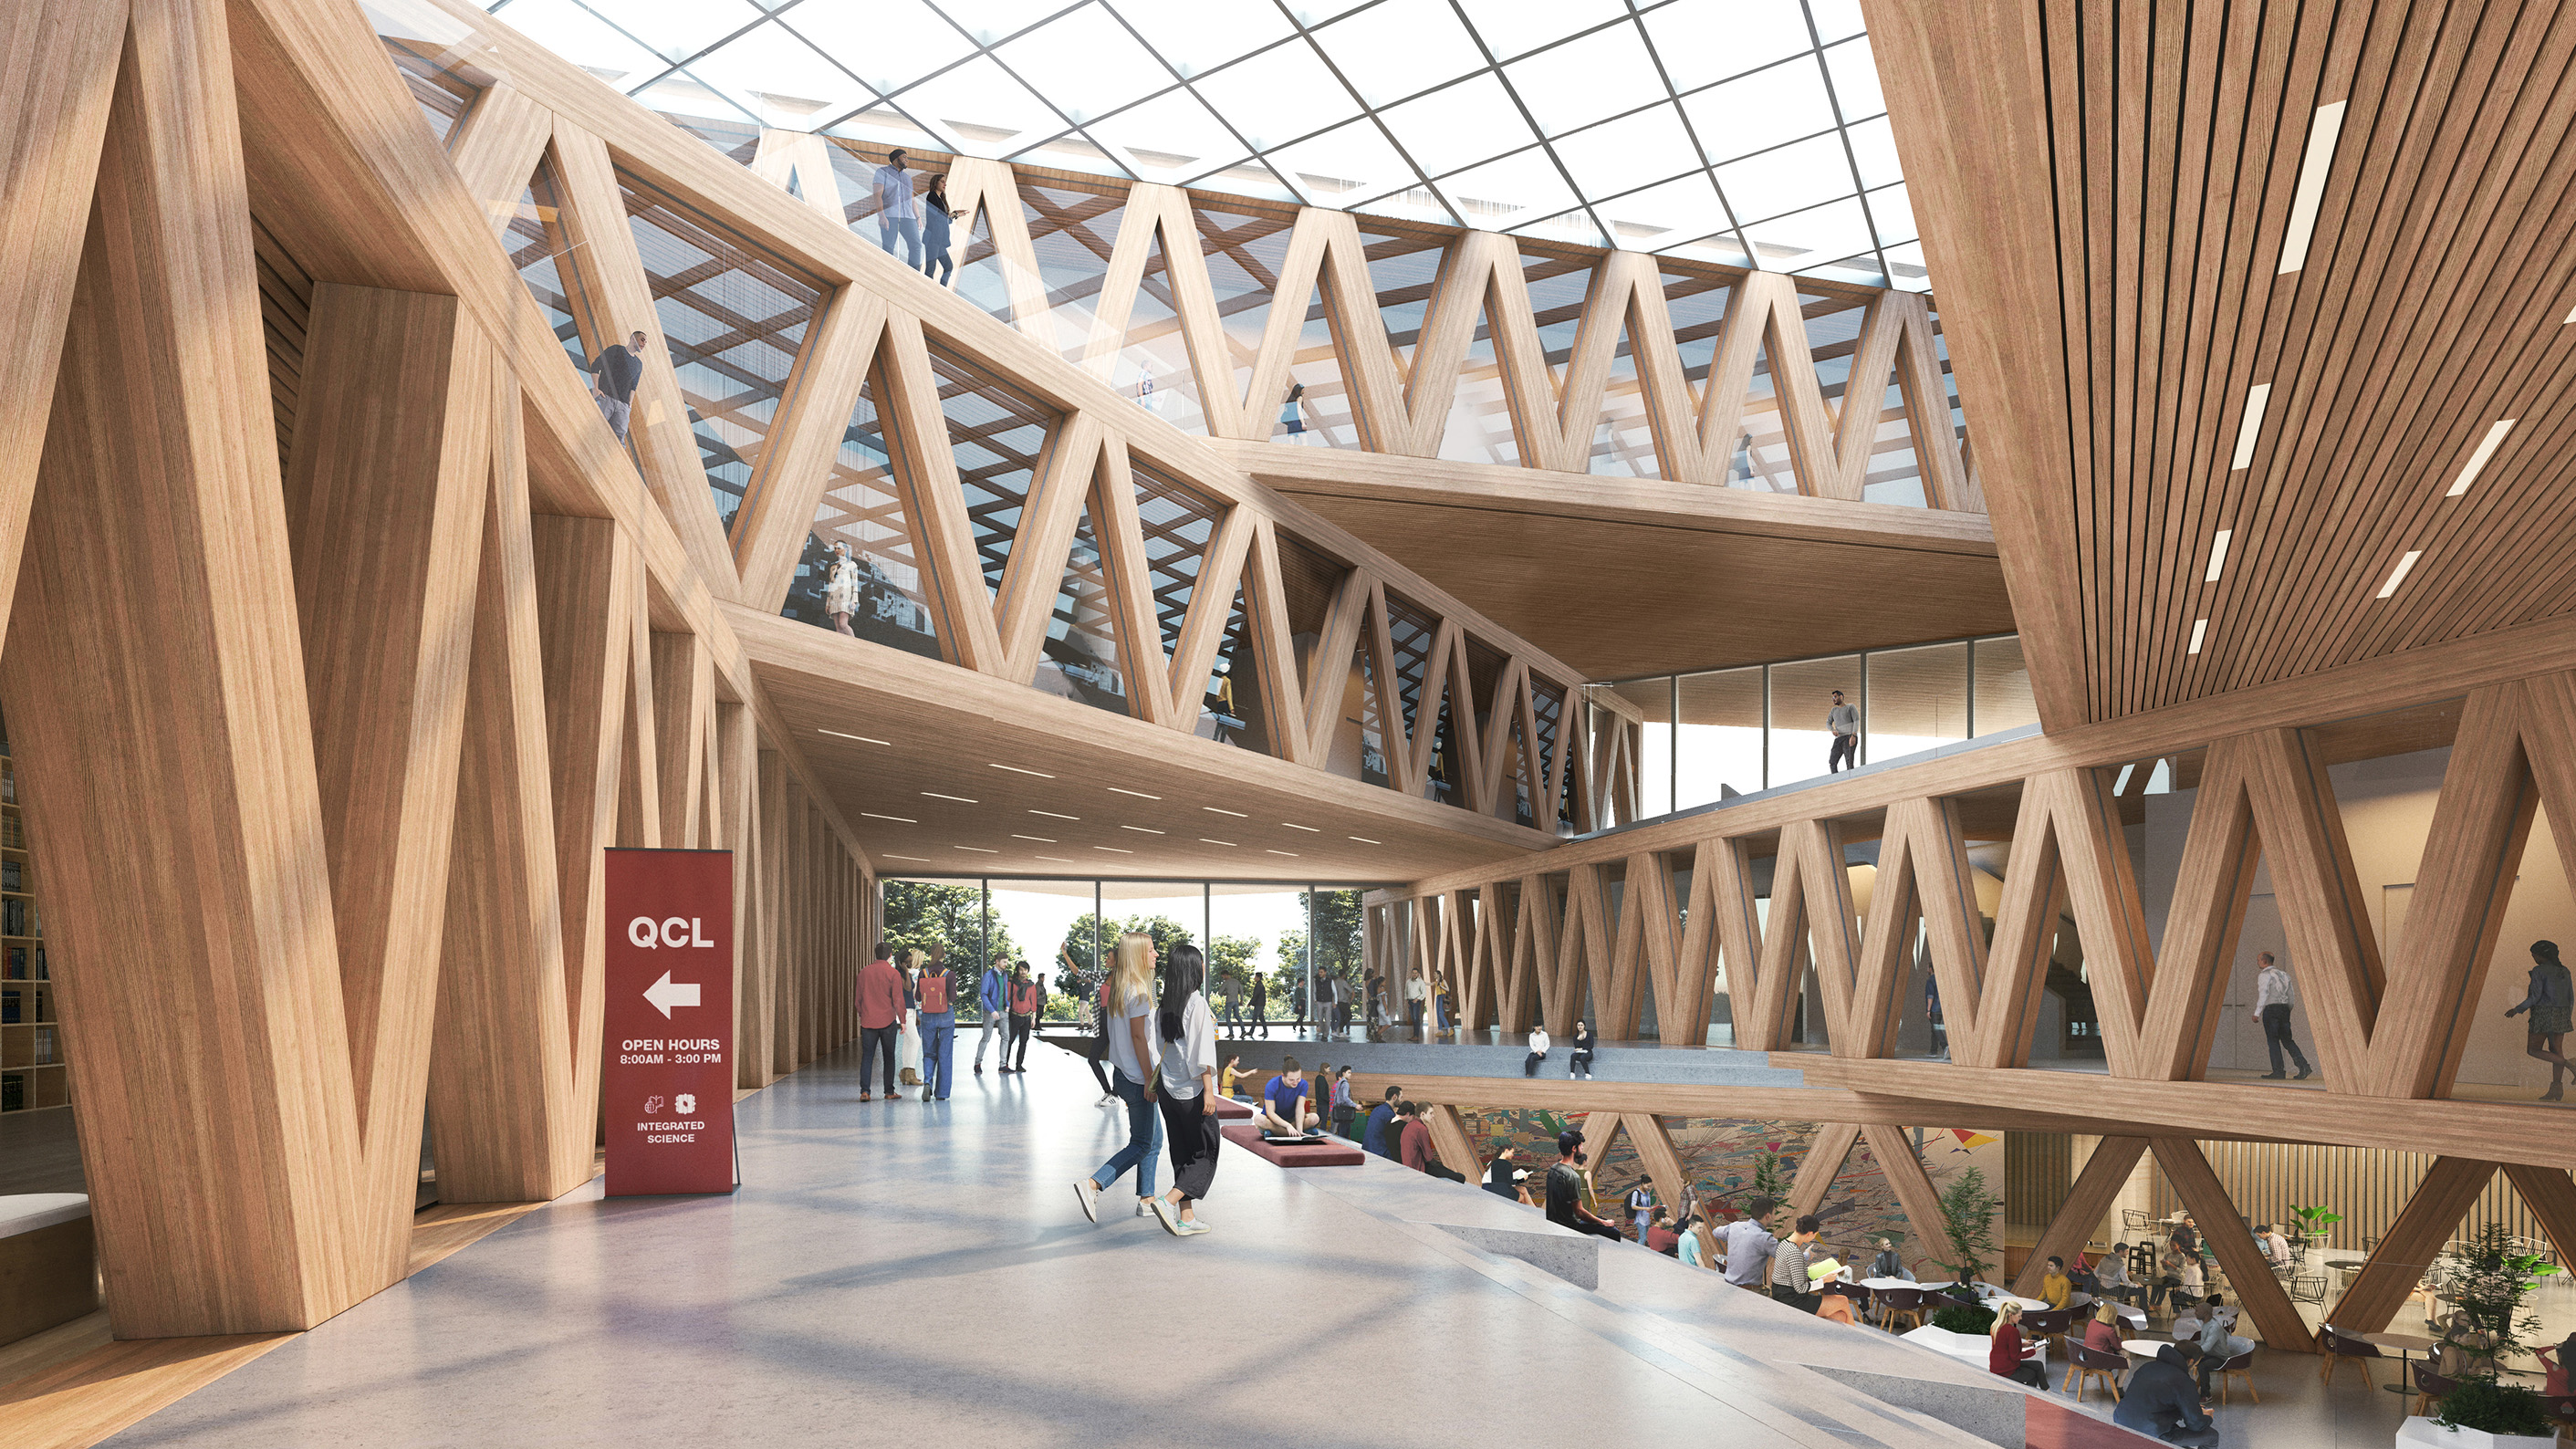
top-left (643, 970), bottom-right (703, 1018)
top-left (644, 1095), bottom-right (665, 1115)
top-left (675, 1093), bottom-right (696, 1114)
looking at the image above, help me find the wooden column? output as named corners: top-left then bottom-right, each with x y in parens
top-left (282, 284), bottom-right (495, 1276)
top-left (649, 631), bottom-right (709, 847)
top-left (776, 777), bottom-right (806, 1073)
top-left (1424, 1104), bottom-right (1480, 1180)
top-left (1622, 1113), bottom-right (1691, 1217)
top-left (430, 371), bottom-right (587, 1204)
top-left (7, 0), bottom-right (368, 1334)
top-left (1862, 1125), bottom-right (1956, 1281)
top-left (1790, 1122), bottom-right (1862, 1220)
top-left (2011, 1137), bottom-right (2149, 1297)
top-left (2150, 1138), bottom-right (2315, 1350)
top-left (751, 748), bottom-right (788, 1083)
top-left (716, 703), bottom-right (756, 1086)
top-left (2503, 1163), bottom-right (2576, 1272)
top-left (2333, 1157), bottom-right (2498, 1335)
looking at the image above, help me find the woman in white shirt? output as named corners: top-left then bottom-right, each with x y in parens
top-left (1151, 943), bottom-right (1220, 1236)
top-left (1074, 933), bottom-right (1163, 1225)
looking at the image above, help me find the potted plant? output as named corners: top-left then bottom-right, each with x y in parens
top-left (2289, 1202), bottom-right (2344, 1247)
top-left (2398, 1225), bottom-right (2564, 1449)
top-left (1924, 1165), bottom-right (2001, 1294)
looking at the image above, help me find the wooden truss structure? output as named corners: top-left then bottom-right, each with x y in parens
top-left (379, 0), bottom-right (1615, 837)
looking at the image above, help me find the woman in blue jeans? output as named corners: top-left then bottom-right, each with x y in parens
top-left (1075, 932), bottom-right (1163, 1223)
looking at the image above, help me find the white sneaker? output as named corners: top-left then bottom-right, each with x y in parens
top-left (1176, 1219), bottom-right (1209, 1236)
top-left (1135, 1197), bottom-right (1153, 1217)
top-left (1075, 1179), bottom-right (1100, 1224)
top-left (1151, 1197), bottom-right (1183, 1235)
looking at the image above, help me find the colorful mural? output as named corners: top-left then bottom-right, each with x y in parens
top-left (1456, 1109), bottom-right (2007, 1277)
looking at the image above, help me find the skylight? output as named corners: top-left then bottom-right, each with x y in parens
top-left (475, 0), bottom-right (1928, 288)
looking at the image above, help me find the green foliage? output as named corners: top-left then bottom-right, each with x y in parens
top-left (2434, 1378), bottom-right (2551, 1436)
top-left (2433, 1221), bottom-right (2560, 1378)
top-left (1927, 1166), bottom-right (2001, 1287)
top-left (881, 881), bottom-right (1017, 984)
top-left (1209, 933), bottom-right (1260, 983)
top-left (1931, 1303), bottom-right (1996, 1336)
top-left (1750, 1147), bottom-right (1792, 1211)
top-left (2288, 1204), bottom-right (2343, 1245)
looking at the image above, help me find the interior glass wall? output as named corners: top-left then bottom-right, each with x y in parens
top-left (1676, 667), bottom-right (1764, 810)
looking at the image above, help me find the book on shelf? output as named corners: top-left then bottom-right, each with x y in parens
top-left (31, 1027), bottom-right (52, 1064)
top-left (3, 860), bottom-right (22, 891)
top-left (33, 946), bottom-right (44, 980)
top-left (3, 945), bottom-right (21, 979)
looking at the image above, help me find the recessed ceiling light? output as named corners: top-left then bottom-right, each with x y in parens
top-left (860, 812), bottom-right (917, 824)
top-left (1348, 836), bottom-right (1381, 845)
top-left (2229, 384), bottom-right (2271, 470)
top-left (1012, 834), bottom-right (1056, 842)
top-left (2204, 529), bottom-right (2231, 582)
top-left (1204, 806), bottom-right (1247, 818)
top-left (820, 729), bottom-right (891, 745)
top-left (1267, 850), bottom-right (1298, 857)
top-left (989, 763), bottom-right (1055, 777)
top-left (2446, 420), bottom-right (2515, 496)
top-left (1121, 825), bottom-right (1165, 835)
top-left (883, 853), bottom-right (931, 862)
top-left (956, 846), bottom-right (998, 853)
top-left (1108, 787), bottom-right (1162, 799)
top-left (921, 791), bottom-right (978, 804)
top-left (1199, 838), bottom-right (1237, 847)
top-left (2378, 550), bottom-right (2423, 599)
top-left (2278, 100), bottom-right (2346, 274)
top-left (1092, 845), bottom-right (1133, 854)
top-left (1281, 823), bottom-right (1319, 832)
top-left (2187, 619), bottom-right (2207, 654)
top-left (1029, 809), bottom-right (1079, 820)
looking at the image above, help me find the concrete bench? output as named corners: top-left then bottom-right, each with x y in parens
top-left (1, 1193), bottom-right (99, 1345)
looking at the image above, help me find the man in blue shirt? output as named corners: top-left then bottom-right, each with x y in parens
top-left (1260, 1058), bottom-right (1312, 1134)
top-left (973, 953), bottom-right (1009, 1073)
top-left (1361, 1085), bottom-right (1402, 1157)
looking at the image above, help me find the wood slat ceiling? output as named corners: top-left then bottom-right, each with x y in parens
top-left (1867, 0), bottom-right (2576, 724)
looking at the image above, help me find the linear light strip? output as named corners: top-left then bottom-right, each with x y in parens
top-left (1107, 787), bottom-right (1162, 799)
top-left (819, 729), bottom-right (891, 745)
top-left (2278, 101), bottom-right (2348, 274)
top-left (988, 762), bottom-right (1055, 777)
top-left (2187, 619), bottom-right (2207, 655)
top-left (920, 791), bottom-right (978, 804)
top-left (2205, 529), bottom-right (2232, 583)
top-left (2446, 419), bottom-right (2515, 496)
top-left (859, 812), bottom-right (917, 824)
top-left (2230, 385), bottom-right (2271, 470)
top-left (2377, 550), bottom-right (2422, 599)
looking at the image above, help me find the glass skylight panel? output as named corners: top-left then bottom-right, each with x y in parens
top-left (1437, 148), bottom-right (1580, 229)
top-left (1717, 132), bottom-right (1855, 222)
top-left (1843, 114), bottom-right (1902, 189)
top-left (1684, 57), bottom-right (1839, 162)
top-left (1104, 0), bottom-right (1294, 78)
top-left (1867, 182), bottom-right (1917, 245)
top-left (1195, 43), bottom-right (1357, 151)
top-left (992, 6), bottom-right (1172, 120)
top-left (1453, 0), bottom-right (1632, 62)
top-left (1552, 104), bottom-right (1704, 202)
top-left (895, 55), bottom-right (1067, 155)
top-left (1281, 0), bottom-right (1376, 25)
top-left (1822, 36), bottom-right (1884, 120)
top-left (1087, 89), bottom-right (1249, 182)
top-left (1596, 173), bottom-right (1732, 248)
top-left (687, 22), bottom-right (873, 130)
top-left (1641, 0), bottom-right (1817, 91)
top-left (780, 0), bottom-right (975, 95)
top-left (1375, 75), bottom-right (1536, 180)
top-left (1806, 0), bottom-right (1869, 44)
top-left (1267, 119), bottom-right (1415, 209)
top-left (923, 0), bottom-right (1087, 46)
top-left (1882, 240), bottom-right (1930, 290)
top-left (1312, 0), bottom-right (1485, 107)
top-left (1515, 209), bottom-right (1609, 250)
top-left (1747, 195), bottom-right (1875, 269)
top-left (612, 0), bottom-right (761, 65)
top-left (486, 0), bottom-right (664, 87)
top-left (1502, 22), bottom-right (1658, 137)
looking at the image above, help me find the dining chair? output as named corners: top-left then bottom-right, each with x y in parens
top-left (2062, 1340), bottom-right (2126, 1405)
top-left (2215, 1350), bottom-right (2258, 1406)
top-left (1876, 1286), bottom-right (1925, 1333)
top-left (2317, 1325), bottom-right (2383, 1390)
top-left (2408, 1360), bottom-right (2456, 1419)
top-left (2538, 1392), bottom-right (2576, 1444)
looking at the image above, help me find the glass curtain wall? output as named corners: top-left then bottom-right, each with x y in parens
top-left (1590, 633), bottom-right (2033, 824)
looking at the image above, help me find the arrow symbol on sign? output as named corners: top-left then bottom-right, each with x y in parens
top-left (643, 971), bottom-right (701, 1018)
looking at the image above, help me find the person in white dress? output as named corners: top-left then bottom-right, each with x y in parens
top-left (895, 950), bottom-right (924, 1085)
top-left (821, 541), bottom-right (861, 637)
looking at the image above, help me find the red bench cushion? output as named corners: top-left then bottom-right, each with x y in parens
top-left (1214, 1096), bottom-right (1254, 1121)
top-left (1222, 1124), bottom-right (1363, 1167)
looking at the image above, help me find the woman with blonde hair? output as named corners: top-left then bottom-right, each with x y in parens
top-left (1987, 1300), bottom-right (2049, 1386)
top-left (2084, 1299), bottom-right (2123, 1354)
top-left (1075, 932), bottom-right (1164, 1224)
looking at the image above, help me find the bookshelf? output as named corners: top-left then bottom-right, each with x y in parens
top-left (0, 731), bottom-right (63, 1115)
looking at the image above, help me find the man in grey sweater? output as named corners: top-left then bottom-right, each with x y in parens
top-left (1827, 690), bottom-right (1859, 772)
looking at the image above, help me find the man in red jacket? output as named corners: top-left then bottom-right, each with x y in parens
top-left (857, 943), bottom-right (904, 1101)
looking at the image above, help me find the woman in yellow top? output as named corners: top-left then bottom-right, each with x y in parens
top-left (1219, 1054), bottom-right (1245, 1101)
top-left (2038, 1256), bottom-right (2073, 1310)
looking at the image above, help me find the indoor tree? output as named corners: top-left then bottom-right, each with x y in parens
top-left (2431, 1222), bottom-right (2560, 1381)
top-left (1926, 1166), bottom-right (2002, 1291)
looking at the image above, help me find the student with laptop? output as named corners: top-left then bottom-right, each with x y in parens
top-left (1259, 1058), bottom-right (1313, 1136)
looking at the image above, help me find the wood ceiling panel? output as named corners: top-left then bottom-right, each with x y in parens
top-left (1869, 0), bottom-right (2576, 722)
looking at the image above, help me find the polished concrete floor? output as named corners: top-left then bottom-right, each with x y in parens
top-left (99, 1041), bottom-right (2122, 1449)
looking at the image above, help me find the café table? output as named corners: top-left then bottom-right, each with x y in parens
top-left (2356, 1329), bottom-right (2438, 1382)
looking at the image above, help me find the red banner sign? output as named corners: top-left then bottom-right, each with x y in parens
top-left (603, 848), bottom-right (737, 1196)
